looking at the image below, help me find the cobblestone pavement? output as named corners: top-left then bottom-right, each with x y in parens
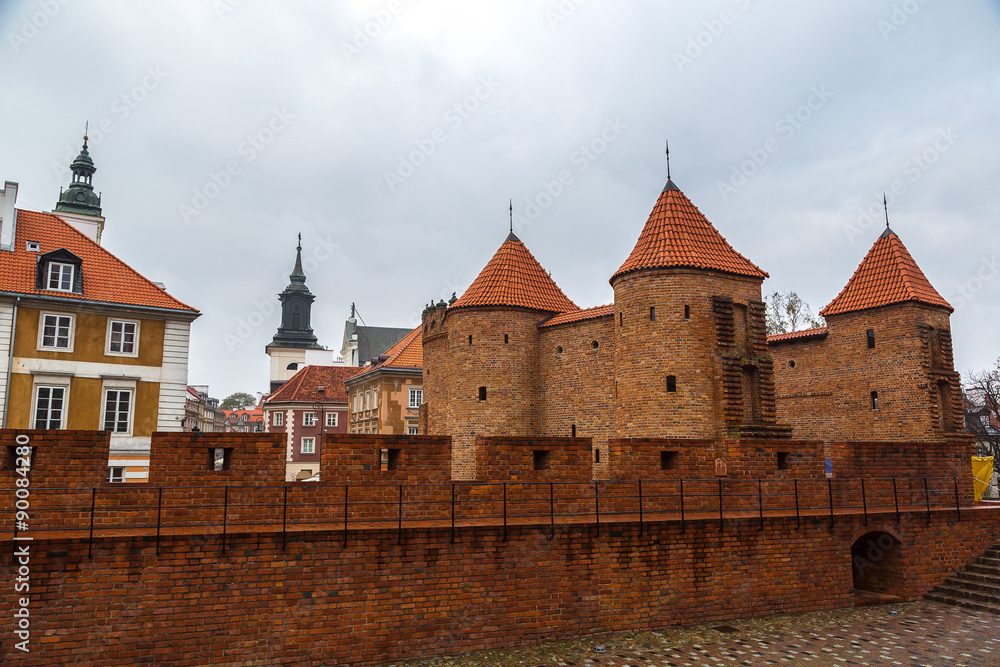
top-left (388, 601), bottom-right (1000, 667)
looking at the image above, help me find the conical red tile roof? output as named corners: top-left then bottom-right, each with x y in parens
top-left (820, 228), bottom-right (951, 316)
top-left (450, 233), bottom-right (578, 313)
top-left (612, 181), bottom-right (767, 283)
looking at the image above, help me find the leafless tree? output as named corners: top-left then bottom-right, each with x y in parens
top-left (764, 291), bottom-right (825, 336)
top-left (965, 359), bottom-right (1000, 460)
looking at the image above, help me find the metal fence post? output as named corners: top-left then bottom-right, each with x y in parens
top-left (343, 484), bottom-right (349, 547)
top-left (282, 486), bottom-right (288, 551)
top-left (924, 477), bottom-right (931, 524)
top-left (828, 478), bottom-right (834, 529)
top-left (88, 487), bottom-right (96, 558)
top-left (638, 479), bottom-right (644, 537)
top-left (717, 479), bottom-right (724, 532)
top-left (397, 485), bottom-right (403, 546)
top-left (502, 483), bottom-right (507, 542)
top-left (221, 486), bottom-right (228, 554)
top-left (549, 482), bottom-right (555, 539)
top-left (892, 477), bottom-right (900, 524)
top-left (757, 479), bottom-right (764, 531)
top-left (680, 479), bottom-right (686, 533)
top-left (793, 479), bottom-right (800, 530)
top-left (451, 483), bottom-right (456, 544)
top-left (156, 487), bottom-right (163, 556)
top-left (594, 482), bottom-right (601, 537)
top-left (953, 477), bottom-right (961, 522)
top-left (860, 478), bottom-right (868, 526)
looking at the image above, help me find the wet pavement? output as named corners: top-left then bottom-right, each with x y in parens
top-left (388, 601), bottom-right (1000, 667)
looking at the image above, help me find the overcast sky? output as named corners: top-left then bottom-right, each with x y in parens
top-left (2, 0), bottom-right (998, 400)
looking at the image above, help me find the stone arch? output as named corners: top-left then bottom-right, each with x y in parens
top-left (850, 528), bottom-right (906, 604)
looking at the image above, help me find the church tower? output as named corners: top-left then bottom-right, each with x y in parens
top-left (54, 132), bottom-right (106, 244)
top-left (266, 235), bottom-right (323, 392)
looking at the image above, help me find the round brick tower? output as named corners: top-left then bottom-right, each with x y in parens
top-left (609, 178), bottom-right (773, 440)
top-left (422, 232), bottom-right (577, 479)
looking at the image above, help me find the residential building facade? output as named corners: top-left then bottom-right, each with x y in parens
top-left (0, 137), bottom-right (199, 483)
top-left (346, 326), bottom-right (423, 435)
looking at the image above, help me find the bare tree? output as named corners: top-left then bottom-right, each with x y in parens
top-left (965, 359), bottom-right (1000, 460)
top-left (764, 291), bottom-right (825, 336)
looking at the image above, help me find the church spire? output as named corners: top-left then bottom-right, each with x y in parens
top-left (55, 129), bottom-right (103, 218)
top-left (267, 235), bottom-right (321, 351)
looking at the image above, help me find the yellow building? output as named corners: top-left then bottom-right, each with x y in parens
top-left (0, 138), bottom-right (199, 482)
top-left (346, 326), bottom-right (423, 435)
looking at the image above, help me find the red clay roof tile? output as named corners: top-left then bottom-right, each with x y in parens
top-left (349, 326), bottom-right (423, 381)
top-left (820, 229), bottom-right (951, 316)
top-left (450, 233), bottom-right (578, 313)
top-left (540, 304), bottom-right (614, 328)
top-left (265, 365), bottom-right (356, 404)
top-left (612, 182), bottom-right (767, 282)
top-left (0, 209), bottom-right (197, 312)
top-left (766, 327), bottom-right (828, 344)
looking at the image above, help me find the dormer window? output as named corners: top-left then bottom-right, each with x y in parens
top-left (36, 249), bottom-right (83, 294)
top-left (48, 262), bottom-right (74, 291)
top-left (26, 241), bottom-right (40, 252)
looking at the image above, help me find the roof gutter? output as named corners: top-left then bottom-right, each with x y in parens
top-left (3, 296), bottom-right (20, 428)
top-left (0, 291), bottom-right (200, 319)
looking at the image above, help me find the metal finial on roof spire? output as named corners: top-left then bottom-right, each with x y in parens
top-left (666, 140), bottom-right (671, 180)
top-left (661, 140), bottom-right (679, 193)
top-left (297, 232), bottom-right (302, 252)
top-left (509, 199), bottom-right (513, 234)
top-left (880, 193), bottom-right (895, 238)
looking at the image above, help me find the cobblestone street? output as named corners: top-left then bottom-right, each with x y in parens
top-left (390, 602), bottom-right (1000, 667)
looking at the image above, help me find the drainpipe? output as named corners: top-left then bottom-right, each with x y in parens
top-left (3, 296), bottom-right (20, 428)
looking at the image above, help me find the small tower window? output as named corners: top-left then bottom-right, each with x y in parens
top-left (555, 345), bottom-right (563, 354)
top-left (571, 424), bottom-right (576, 438)
top-left (594, 448), bottom-right (600, 464)
top-left (649, 306), bottom-right (656, 321)
top-left (666, 375), bottom-right (677, 393)
top-left (468, 335), bottom-right (473, 346)
top-left (871, 390), bottom-right (879, 410)
top-left (619, 312), bottom-right (623, 327)
top-left (684, 305), bottom-right (690, 319)
top-left (866, 329), bottom-right (876, 349)
top-left (591, 340), bottom-right (599, 350)
top-left (478, 386), bottom-right (487, 401)
top-left (504, 333), bottom-right (509, 344)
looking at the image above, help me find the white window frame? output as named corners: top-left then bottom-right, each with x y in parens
top-left (108, 467), bottom-right (125, 483)
top-left (372, 388), bottom-right (378, 408)
top-left (364, 392), bottom-right (370, 410)
top-left (326, 412), bottom-right (338, 427)
top-left (408, 426), bottom-right (418, 436)
top-left (101, 377), bottom-right (138, 436)
top-left (301, 437), bottom-right (315, 455)
top-left (32, 376), bottom-right (70, 429)
top-left (273, 411), bottom-right (284, 427)
top-left (106, 319), bottom-right (140, 357)
top-left (408, 387), bottom-right (423, 409)
top-left (37, 312), bottom-right (75, 352)
top-left (46, 261), bottom-right (75, 292)
top-left (303, 412), bottom-right (316, 427)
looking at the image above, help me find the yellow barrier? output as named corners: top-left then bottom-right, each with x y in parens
top-left (973, 456), bottom-right (994, 502)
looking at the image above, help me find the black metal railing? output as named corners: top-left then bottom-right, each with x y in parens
top-left (4, 476), bottom-right (968, 556)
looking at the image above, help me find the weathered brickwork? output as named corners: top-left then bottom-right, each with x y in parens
top-left (148, 431), bottom-right (286, 485)
top-left (473, 436), bottom-right (593, 482)
top-left (770, 303), bottom-right (964, 443)
top-left (0, 429), bottom-right (108, 488)
top-left (320, 433), bottom-right (452, 484)
top-left (3, 509), bottom-right (999, 666)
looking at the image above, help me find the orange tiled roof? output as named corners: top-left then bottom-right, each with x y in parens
top-left (349, 326), bottom-right (423, 381)
top-left (540, 304), bottom-right (614, 328)
top-left (612, 181), bottom-right (767, 282)
top-left (820, 229), bottom-right (951, 317)
top-left (265, 365), bottom-right (356, 404)
top-left (0, 209), bottom-right (197, 312)
top-left (450, 233), bottom-right (578, 313)
top-left (766, 327), bottom-right (828, 344)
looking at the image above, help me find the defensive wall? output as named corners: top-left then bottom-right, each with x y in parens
top-left (0, 429), bottom-right (993, 666)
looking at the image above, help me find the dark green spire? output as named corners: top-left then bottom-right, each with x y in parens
top-left (55, 130), bottom-right (103, 218)
top-left (267, 234), bottom-right (322, 350)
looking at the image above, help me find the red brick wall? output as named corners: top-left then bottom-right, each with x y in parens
top-left (0, 429), bottom-right (108, 488)
top-left (610, 269), bottom-right (781, 441)
top-left (3, 509), bottom-right (1000, 666)
top-left (148, 432), bottom-right (285, 486)
top-left (538, 316), bottom-right (614, 459)
top-left (770, 303), bottom-right (963, 442)
top-left (320, 433), bottom-right (452, 484)
top-left (473, 436), bottom-right (593, 482)
top-left (422, 305), bottom-right (552, 480)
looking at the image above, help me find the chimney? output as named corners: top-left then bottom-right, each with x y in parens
top-left (0, 181), bottom-right (18, 250)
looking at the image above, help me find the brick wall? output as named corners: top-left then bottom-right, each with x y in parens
top-left (320, 433), bottom-right (452, 484)
top-left (770, 303), bottom-right (963, 442)
top-left (422, 305), bottom-right (551, 480)
top-left (148, 432), bottom-right (286, 486)
top-left (0, 429), bottom-right (108, 489)
top-left (3, 509), bottom-right (1000, 665)
top-left (538, 316), bottom-right (614, 459)
top-left (473, 436), bottom-right (593, 482)
top-left (610, 269), bottom-right (782, 441)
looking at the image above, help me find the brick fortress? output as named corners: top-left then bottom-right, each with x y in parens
top-left (420, 175), bottom-right (966, 479)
